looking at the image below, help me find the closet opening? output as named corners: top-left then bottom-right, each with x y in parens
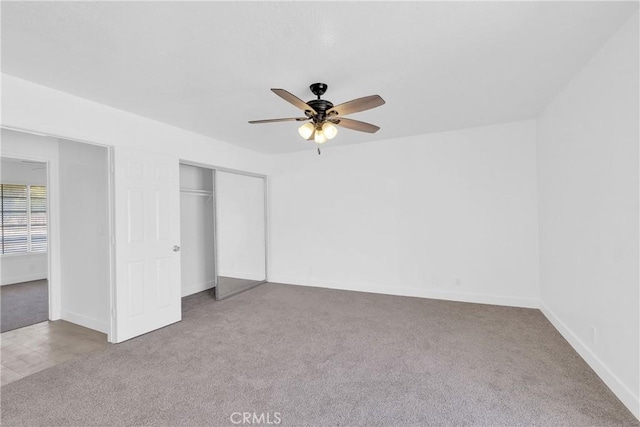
top-left (179, 162), bottom-right (267, 302)
top-left (179, 164), bottom-right (216, 298)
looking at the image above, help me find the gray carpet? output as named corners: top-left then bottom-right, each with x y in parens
top-left (1, 283), bottom-right (637, 426)
top-left (0, 280), bottom-right (48, 333)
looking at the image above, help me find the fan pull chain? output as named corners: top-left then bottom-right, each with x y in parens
top-left (317, 146), bottom-right (321, 155)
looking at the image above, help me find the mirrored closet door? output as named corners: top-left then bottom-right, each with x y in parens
top-left (214, 170), bottom-right (266, 300)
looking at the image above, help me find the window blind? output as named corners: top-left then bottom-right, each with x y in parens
top-left (0, 184), bottom-right (47, 254)
top-left (30, 186), bottom-right (47, 252)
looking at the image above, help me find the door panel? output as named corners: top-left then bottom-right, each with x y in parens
top-left (114, 147), bottom-right (181, 342)
top-left (215, 170), bottom-right (266, 300)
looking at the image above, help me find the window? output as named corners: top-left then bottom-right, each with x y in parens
top-left (0, 184), bottom-right (47, 254)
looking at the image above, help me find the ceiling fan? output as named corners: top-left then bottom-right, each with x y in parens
top-left (249, 83), bottom-right (385, 154)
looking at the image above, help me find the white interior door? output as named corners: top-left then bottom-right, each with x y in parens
top-left (113, 147), bottom-right (181, 343)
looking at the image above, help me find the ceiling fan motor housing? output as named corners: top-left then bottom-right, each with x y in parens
top-left (307, 99), bottom-right (334, 122)
top-left (307, 83), bottom-right (333, 123)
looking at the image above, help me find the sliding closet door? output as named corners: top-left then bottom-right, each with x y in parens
top-left (215, 171), bottom-right (266, 300)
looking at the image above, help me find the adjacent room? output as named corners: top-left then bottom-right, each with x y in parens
top-left (0, 157), bottom-right (48, 333)
top-left (0, 1), bottom-right (638, 426)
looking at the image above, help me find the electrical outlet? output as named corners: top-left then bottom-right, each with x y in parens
top-left (455, 278), bottom-right (461, 287)
top-left (590, 325), bottom-right (597, 344)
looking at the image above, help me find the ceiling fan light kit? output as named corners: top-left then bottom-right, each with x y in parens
top-left (249, 83), bottom-right (385, 154)
top-left (298, 122), bottom-right (315, 139)
top-left (322, 122), bottom-right (338, 139)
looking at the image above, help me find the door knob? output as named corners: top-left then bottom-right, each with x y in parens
top-left (173, 245), bottom-right (181, 252)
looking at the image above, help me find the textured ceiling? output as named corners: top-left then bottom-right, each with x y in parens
top-left (1, 2), bottom-right (638, 154)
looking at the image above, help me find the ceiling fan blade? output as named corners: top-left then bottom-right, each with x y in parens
top-left (327, 95), bottom-right (385, 116)
top-left (271, 89), bottom-right (317, 114)
top-left (330, 117), bottom-right (380, 133)
top-left (248, 117), bottom-right (309, 124)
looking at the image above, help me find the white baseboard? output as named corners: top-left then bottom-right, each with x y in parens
top-left (268, 276), bottom-right (539, 309)
top-left (181, 280), bottom-right (215, 297)
top-left (1, 273), bottom-right (47, 286)
top-left (61, 311), bottom-right (109, 334)
top-left (540, 301), bottom-right (639, 420)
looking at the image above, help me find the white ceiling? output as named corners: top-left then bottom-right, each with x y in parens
top-left (1, 157), bottom-right (45, 167)
top-left (2, 2), bottom-right (637, 154)
top-left (1, 157), bottom-right (47, 185)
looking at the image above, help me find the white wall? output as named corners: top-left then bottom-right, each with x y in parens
top-left (537, 12), bottom-right (639, 418)
top-left (1, 74), bottom-right (271, 175)
top-left (179, 164), bottom-right (215, 297)
top-left (216, 171), bottom-right (266, 281)
top-left (58, 139), bottom-right (110, 332)
top-left (269, 120), bottom-right (540, 307)
top-left (0, 157), bottom-right (48, 285)
top-left (0, 253), bottom-right (47, 286)
top-left (0, 129), bottom-right (61, 316)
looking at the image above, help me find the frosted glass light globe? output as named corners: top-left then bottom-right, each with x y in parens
top-left (298, 122), bottom-right (315, 139)
top-left (314, 129), bottom-right (328, 144)
top-left (322, 122), bottom-right (338, 139)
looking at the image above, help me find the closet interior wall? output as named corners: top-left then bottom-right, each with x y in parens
top-left (179, 164), bottom-right (215, 297)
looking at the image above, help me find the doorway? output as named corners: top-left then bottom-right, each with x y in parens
top-left (0, 157), bottom-right (49, 332)
top-left (1, 128), bottom-right (112, 338)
